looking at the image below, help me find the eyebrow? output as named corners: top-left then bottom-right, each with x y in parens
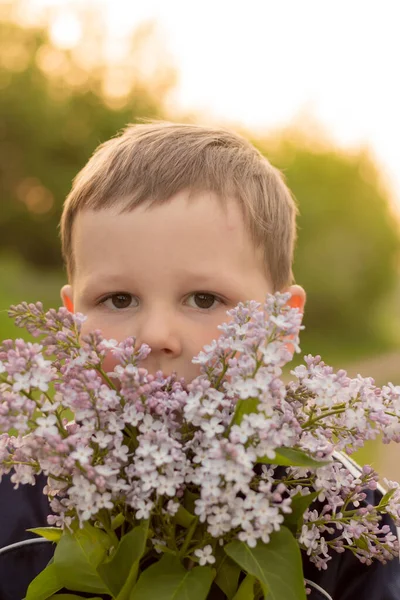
top-left (162, 269), bottom-right (244, 292)
top-left (79, 270), bottom-right (241, 297)
top-left (78, 274), bottom-right (129, 298)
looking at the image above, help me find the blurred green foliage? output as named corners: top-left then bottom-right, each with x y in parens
top-left (1, 10), bottom-right (400, 369)
top-left (0, 254), bottom-right (65, 341)
top-left (0, 14), bottom-right (169, 268)
top-left (260, 137), bottom-right (400, 364)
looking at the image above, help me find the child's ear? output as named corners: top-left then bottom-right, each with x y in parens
top-left (61, 284), bottom-right (74, 313)
top-left (285, 284), bottom-right (306, 314)
top-left (282, 284), bottom-right (306, 358)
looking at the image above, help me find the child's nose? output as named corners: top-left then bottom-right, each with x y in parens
top-left (134, 308), bottom-right (182, 357)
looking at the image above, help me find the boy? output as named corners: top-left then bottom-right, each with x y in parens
top-left (58, 122), bottom-right (305, 380)
top-left (1, 122), bottom-right (399, 599)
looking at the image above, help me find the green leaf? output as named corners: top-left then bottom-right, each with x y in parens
top-left (53, 522), bottom-right (112, 595)
top-left (229, 398), bottom-right (260, 429)
top-left (183, 489), bottom-right (198, 515)
top-left (27, 526), bottom-right (62, 542)
top-left (48, 596), bottom-right (103, 599)
top-left (378, 487), bottom-right (397, 508)
top-left (214, 550), bottom-right (241, 599)
top-left (225, 526), bottom-right (306, 600)
top-left (130, 554), bottom-right (215, 600)
top-left (258, 447), bottom-right (330, 468)
top-left (284, 492), bottom-right (319, 532)
top-left (232, 574), bottom-right (255, 600)
top-left (25, 562), bottom-right (63, 600)
top-left (173, 505), bottom-right (195, 528)
top-left (111, 512), bottom-right (125, 530)
top-left (97, 519), bottom-right (149, 600)
top-left (354, 536), bottom-right (369, 551)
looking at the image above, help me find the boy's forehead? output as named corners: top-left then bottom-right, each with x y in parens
top-left (73, 194), bottom-right (232, 245)
top-left (74, 190), bottom-right (240, 230)
top-left (71, 193), bottom-right (265, 281)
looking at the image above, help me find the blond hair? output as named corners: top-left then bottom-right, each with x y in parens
top-left (60, 121), bottom-right (298, 290)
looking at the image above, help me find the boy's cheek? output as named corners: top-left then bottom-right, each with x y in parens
top-left (102, 352), bottom-right (120, 376)
top-left (80, 316), bottom-right (113, 340)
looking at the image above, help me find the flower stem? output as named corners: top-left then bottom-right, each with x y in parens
top-left (302, 406), bottom-right (346, 428)
top-left (178, 517), bottom-right (199, 560)
top-left (95, 366), bottom-right (117, 390)
top-left (98, 511), bottom-right (119, 547)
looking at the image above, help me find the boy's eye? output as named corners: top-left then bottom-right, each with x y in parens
top-left (101, 293), bottom-right (136, 310)
top-left (187, 293), bottom-right (222, 310)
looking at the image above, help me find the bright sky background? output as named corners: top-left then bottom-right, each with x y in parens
top-left (14, 0), bottom-right (400, 214)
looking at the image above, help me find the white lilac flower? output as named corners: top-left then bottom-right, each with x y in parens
top-left (91, 431), bottom-right (113, 449)
top-left (300, 523), bottom-right (321, 554)
top-left (140, 470), bottom-right (161, 492)
top-left (136, 439), bottom-right (158, 458)
top-left (112, 443), bottom-right (130, 462)
top-left (97, 386), bottom-right (120, 411)
top-left (192, 340), bottom-right (219, 365)
top-left (64, 350), bottom-right (90, 373)
top-left (12, 372), bottom-right (32, 392)
top-left (231, 378), bottom-right (262, 400)
top-left (134, 498), bottom-right (154, 520)
top-left (123, 404), bottom-right (142, 426)
top-left (165, 500), bottom-right (180, 516)
top-left (194, 545), bottom-right (216, 566)
top-left (35, 414), bottom-right (59, 438)
top-left (238, 527), bottom-right (258, 548)
top-left (98, 339), bottom-right (118, 351)
top-left (95, 464), bottom-right (120, 478)
top-left (200, 417), bottom-right (224, 438)
top-left (70, 444), bottom-right (94, 466)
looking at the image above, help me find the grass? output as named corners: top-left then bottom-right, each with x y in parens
top-left (0, 253), bottom-right (66, 341)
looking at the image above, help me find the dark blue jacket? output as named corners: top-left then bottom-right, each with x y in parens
top-left (1, 463), bottom-right (400, 600)
top-left (0, 473), bottom-right (54, 600)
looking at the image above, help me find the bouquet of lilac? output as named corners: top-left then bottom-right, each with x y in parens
top-left (1, 292), bottom-right (400, 600)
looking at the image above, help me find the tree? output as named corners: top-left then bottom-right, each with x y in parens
top-left (0, 12), bottom-right (175, 268)
top-left (256, 133), bottom-right (400, 353)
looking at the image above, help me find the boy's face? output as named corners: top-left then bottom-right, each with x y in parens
top-left (61, 190), bottom-right (305, 382)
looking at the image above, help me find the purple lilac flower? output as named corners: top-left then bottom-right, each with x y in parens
top-left (0, 293), bottom-right (399, 568)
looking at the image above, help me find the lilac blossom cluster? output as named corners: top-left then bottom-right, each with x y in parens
top-left (1, 294), bottom-right (400, 571)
